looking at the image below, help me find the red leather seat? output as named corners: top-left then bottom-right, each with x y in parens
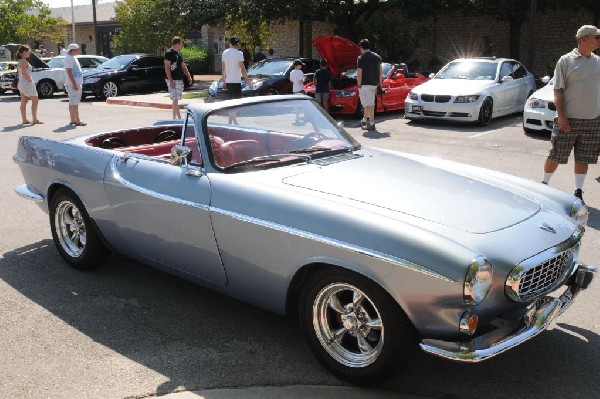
top-left (209, 136), bottom-right (225, 166)
top-left (218, 140), bottom-right (263, 168)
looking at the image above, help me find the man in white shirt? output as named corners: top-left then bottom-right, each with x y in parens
top-left (290, 59), bottom-right (305, 94)
top-left (221, 36), bottom-right (253, 99)
top-left (64, 43), bottom-right (86, 126)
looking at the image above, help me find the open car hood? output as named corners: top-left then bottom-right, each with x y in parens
top-left (312, 36), bottom-right (360, 77)
top-left (4, 43), bottom-right (49, 69)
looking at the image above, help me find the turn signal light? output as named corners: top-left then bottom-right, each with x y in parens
top-left (459, 312), bottom-right (478, 336)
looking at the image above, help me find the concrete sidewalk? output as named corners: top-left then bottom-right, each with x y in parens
top-left (158, 385), bottom-right (432, 399)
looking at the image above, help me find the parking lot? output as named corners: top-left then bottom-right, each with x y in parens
top-left (1, 93), bottom-right (599, 399)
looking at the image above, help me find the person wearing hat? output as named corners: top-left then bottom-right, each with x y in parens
top-left (64, 43), bottom-right (86, 126)
top-left (221, 36), bottom-right (253, 101)
top-left (290, 59), bottom-right (306, 94)
top-left (253, 46), bottom-right (266, 63)
top-left (164, 36), bottom-right (193, 119)
top-left (541, 25), bottom-right (600, 203)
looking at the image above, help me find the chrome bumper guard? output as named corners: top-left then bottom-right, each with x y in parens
top-left (14, 184), bottom-right (45, 203)
top-left (420, 263), bottom-right (596, 362)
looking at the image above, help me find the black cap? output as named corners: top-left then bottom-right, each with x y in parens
top-left (293, 59), bottom-right (304, 66)
top-left (229, 36), bottom-right (240, 45)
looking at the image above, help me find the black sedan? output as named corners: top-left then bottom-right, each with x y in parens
top-left (82, 54), bottom-right (193, 99)
top-left (208, 58), bottom-right (319, 99)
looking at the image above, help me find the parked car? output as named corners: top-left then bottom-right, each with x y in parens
top-left (13, 96), bottom-right (595, 385)
top-left (82, 54), bottom-right (194, 99)
top-left (305, 35), bottom-right (429, 115)
top-left (523, 76), bottom-right (555, 133)
top-left (208, 58), bottom-right (320, 100)
top-left (0, 61), bottom-right (18, 93)
top-left (47, 55), bottom-right (109, 70)
top-left (405, 57), bottom-right (536, 126)
top-left (0, 43), bottom-right (66, 97)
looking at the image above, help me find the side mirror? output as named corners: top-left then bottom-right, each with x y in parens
top-left (541, 75), bottom-right (551, 84)
top-left (171, 145), bottom-right (201, 176)
top-left (501, 75), bottom-right (514, 83)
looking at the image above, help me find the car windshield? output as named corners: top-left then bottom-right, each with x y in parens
top-left (435, 61), bottom-right (497, 80)
top-left (0, 62), bottom-right (14, 70)
top-left (47, 58), bottom-right (64, 68)
top-left (205, 99), bottom-right (360, 171)
top-left (99, 55), bottom-right (136, 70)
top-left (248, 60), bottom-right (293, 77)
top-left (343, 63), bottom-right (391, 79)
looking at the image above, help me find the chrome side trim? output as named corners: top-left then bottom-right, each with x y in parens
top-left (14, 184), bottom-right (45, 203)
top-left (421, 262), bottom-right (596, 362)
top-left (211, 207), bottom-right (455, 282)
top-left (110, 161), bottom-right (208, 211)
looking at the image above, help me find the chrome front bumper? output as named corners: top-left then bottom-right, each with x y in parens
top-left (420, 263), bottom-right (596, 362)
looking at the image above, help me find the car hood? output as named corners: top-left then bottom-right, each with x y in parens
top-left (5, 43), bottom-right (49, 69)
top-left (83, 68), bottom-right (114, 78)
top-left (530, 82), bottom-right (554, 101)
top-left (282, 151), bottom-right (541, 234)
top-left (312, 35), bottom-right (361, 77)
top-left (412, 78), bottom-right (495, 95)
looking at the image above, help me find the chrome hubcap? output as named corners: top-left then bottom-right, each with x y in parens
top-left (55, 200), bottom-right (86, 258)
top-left (313, 283), bottom-right (384, 368)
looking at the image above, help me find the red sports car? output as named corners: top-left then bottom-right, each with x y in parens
top-left (305, 35), bottom-right (429, 115)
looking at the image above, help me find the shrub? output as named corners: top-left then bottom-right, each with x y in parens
top-left (182, 46), bottom-right (214, 74)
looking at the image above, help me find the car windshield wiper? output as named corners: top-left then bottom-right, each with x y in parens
top-left (289, 147), bottom-right (353, 155)
top-left (222, 153), bottom-right (311, 171)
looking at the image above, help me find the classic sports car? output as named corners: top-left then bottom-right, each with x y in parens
top-left (304, 35), bottom-right (429, 115)
top-left (13, 96), bottom-right (595, 384)
top-left (405, 57), bottom-right (536, 126)
top-left (523, 76), bottom-right (554, 134)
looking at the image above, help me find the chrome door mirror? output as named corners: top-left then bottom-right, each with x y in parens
top-left (501, 75), bottom-right (514, 83)
top-left (171, 145), bottom-right (202, 176)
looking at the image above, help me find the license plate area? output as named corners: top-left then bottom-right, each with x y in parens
top-left (412, 105), bottom-right (422, 112)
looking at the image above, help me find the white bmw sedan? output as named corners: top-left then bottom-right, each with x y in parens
top-left (523, 76), bottom-right (555, 134)
top-left (405, 58), bottom-right (536, 126)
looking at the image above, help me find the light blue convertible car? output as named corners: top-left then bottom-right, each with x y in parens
top-left (13, 96), bottom-right (596, 384)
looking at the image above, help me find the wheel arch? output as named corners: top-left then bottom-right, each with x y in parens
top-left (47, 183), bottom-right (115, 253)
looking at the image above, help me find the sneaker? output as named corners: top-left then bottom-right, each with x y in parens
top-left (367, 123), bottom-right (376, 130)
top-left (541, 181), bottom-right (548, 185)
top-left (574, 188), bottom-right (584, 202)
top-left (360, 120), bottom-right (368, 129)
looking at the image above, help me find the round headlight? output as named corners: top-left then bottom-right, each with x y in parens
top-left (464, 257), bottom-right (493, 306)
top-left (570, 199), bottom-right (589, 225)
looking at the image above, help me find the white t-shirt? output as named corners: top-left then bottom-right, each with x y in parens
top-left (64, 54), bottom-right (83, 86)
top-left (60, 48), bottom-right (67, 56)
top-left (222, 48), bottom-right (244, 84)
top-left (290, 69), bottom-right (305, 92)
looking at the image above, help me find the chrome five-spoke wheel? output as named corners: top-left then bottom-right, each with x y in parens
top-left (54, 200), bottom-right (87, 258)
top-left (313, 283), bottom-right (384, 368)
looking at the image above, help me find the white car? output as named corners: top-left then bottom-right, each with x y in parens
top-left (47, 55), bottom-right (108, 70)
top-left (523, 76), bottom-right (554, 133)
top-left (405, 58), bottom-right (536, 126)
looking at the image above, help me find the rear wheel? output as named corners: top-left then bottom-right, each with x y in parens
top-left (299, 269), bottom-right (415, 385)
top-left (478, 97), bottom-right (493, 126)
top-left (49, 188), bottom-right (110, 270)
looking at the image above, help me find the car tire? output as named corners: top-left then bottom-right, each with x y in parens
top-left (478, 97), bottom-right (493, 126)
top-left (36, 79), bottom-right (55, 98)
top-left (49, 188), bottom-right (110, 270)
top-left (266, 89), bottom-right (279, 95)
top-left (100, 81), bottom-right (119, 99)
top-left (299, 269), bottom-right (416, 385)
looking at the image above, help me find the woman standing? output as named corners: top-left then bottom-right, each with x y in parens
top-left (16, 45), bottom-right (42, 125)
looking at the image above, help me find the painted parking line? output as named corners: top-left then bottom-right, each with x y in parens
top-left (469, 129), bottom-right (503, 138)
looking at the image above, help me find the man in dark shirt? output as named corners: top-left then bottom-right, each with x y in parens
top-left (356, 39), bottom-right (382, 130)
top-left (253, 46), bottom-right (267, 63)
top-left (313, 59), bottom-right (333, 112)
top-left (164, 36), bottom-right (192, 119)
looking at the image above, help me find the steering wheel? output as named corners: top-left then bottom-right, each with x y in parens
top-left (155, 129), bottom-right (179, 143)
top-left (304, 132), bottom-right (326, 143)
top-left (101, 137), bottom-right (127, 149)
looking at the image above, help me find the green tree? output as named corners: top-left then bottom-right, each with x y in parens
top-left (0, 0), bottom-right (67, 45)
top-left (224, 14), bottom-right (274, 55)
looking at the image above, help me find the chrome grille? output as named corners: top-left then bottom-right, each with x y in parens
top-left (518, 249), bottom-right (572, 301)
top-left (505, 226), bottom-right (582, 302)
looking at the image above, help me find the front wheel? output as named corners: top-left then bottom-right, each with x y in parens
top-left (477, 97), bottom-right (493, 126)
top-left (36, 80), bottom-right (55, 98)
top-left (299, 270), bottom-right (416, 385)
top-left (101, 81), bottom-right (119, 99)
top-left (49, 188), bottom-right (110, 270)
